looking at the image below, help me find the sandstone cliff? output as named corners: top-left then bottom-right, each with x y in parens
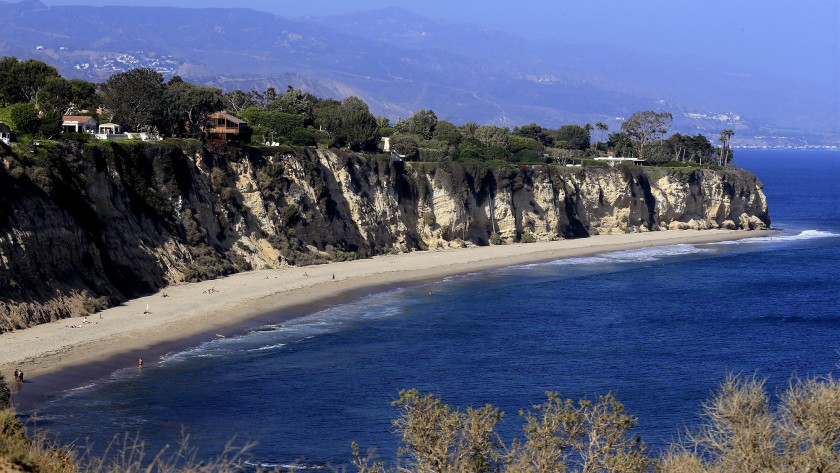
top-left (0, 141), bottom-right (769, 332)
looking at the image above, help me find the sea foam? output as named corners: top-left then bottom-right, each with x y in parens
top-left (711, 229), bottom-right (839, 245)
top-left (514, 243), bottom-right (712, 269)
top-left (161, 288), bottom-right (410, 362)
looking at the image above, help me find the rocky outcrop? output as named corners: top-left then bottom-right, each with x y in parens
top-left (0, 141), bottom-right (769, 331)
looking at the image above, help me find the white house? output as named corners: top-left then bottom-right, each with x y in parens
top-left (95, 123), bottom-right (128, 140)
top-left (62, 115), bottom-right (98, 134)
top-left (0, 121), bottom-right (11, 144)
top-left (594, 157), bottom-right (645, 167)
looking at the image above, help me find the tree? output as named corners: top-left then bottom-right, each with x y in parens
top-left (719, 128), bottom-right (734, 167)
top-left (515, 123), bottom-right (554, 147)
top-left (475, 125), bottom-right (509, 149)
top-left (222, 90), bottom-right (259, 114)
top-left (38, 109), bottom-right (62, 139)
top-left (461, 121), bottom-right (479, 139)
top-left (509, 392), bottom-right (648, 473)
top-left (554, 124), bottom-right (591, 150)
top-left (164, 78), bottom-right (223, 135)
top-left (313, 99), bottom-right (343, 137)
top-left (8, 103), bottom-right (40, 135)
top-left (396, 109), bottom-right (438, 140)
top-left (340, 96), bottom-right (379, 151)
top-left (100, 68), bottom-right (166, 132)
top-left (376, 116), bottom-right (391, 129)
top-left (389, 134), bottom-right (420, 160)
top-left (13, 59), bottom-right (60, 106)
top-left (0, 56), bottom-right (21, 106)
top-left (509, 135), bottom-right (544, 162)
top-left (607, 132), bottom-right (634, 158)
top-left (620, 111), bottom-right (672, 159)
top-left (432, 120), bottom-right (462, 146)
top-left (267, 86), bottom-right (317, 123)
top-left (659, 373), bottom-right (840, 473)
top-left (595, 121), bottom-right (609, 148)
top-left (456, 137), bottom-right (488, 162)
top-left (390, 389), bottom-right (504, 473)
top-left (354, 389), bottom-right (647, 473)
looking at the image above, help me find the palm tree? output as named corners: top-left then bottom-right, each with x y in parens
top-left (719, 129), bottom-right (734, 166)
top-left (596, 121), bottom-right (608, 151)
top-left (462, 121), bottom-right (478, 139)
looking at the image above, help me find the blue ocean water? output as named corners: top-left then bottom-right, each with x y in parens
top-left (23, 150), bottom-right (840, 470)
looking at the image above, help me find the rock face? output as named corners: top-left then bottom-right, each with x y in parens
top-left (0, 141), bottom-right (770, 331)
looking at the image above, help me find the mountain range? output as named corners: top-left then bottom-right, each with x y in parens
top-left (0, 0), bottom-right (836, 148)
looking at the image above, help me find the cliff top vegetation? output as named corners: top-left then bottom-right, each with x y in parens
top-left (0, 57), bottom-right (734, 170)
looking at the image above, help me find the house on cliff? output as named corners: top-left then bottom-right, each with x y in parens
top-left (0, 121), bottom-right (11, 144)
top-left (62, 115), bottom-right (97, 134)
top-left (205, 112), bottom-right (247, 141)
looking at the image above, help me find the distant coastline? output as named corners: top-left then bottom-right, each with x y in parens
top-left (735, 146), bottom-right (840, 151)
top-left (4, 229), bottom-right (777, 409)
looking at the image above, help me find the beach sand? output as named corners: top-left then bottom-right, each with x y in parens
top-left (1, 229), bottom-right (776, 405)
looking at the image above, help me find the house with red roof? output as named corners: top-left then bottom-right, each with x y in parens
top-left (62, 115), bottom-right (98, 134)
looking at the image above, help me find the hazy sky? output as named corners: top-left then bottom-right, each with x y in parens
top-left (41, 0), bottom-right (840, 83)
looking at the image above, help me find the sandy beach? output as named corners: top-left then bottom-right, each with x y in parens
top-left (1, 229), bottom-right (775, 399)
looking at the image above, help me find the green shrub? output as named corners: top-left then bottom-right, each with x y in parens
top-left (0, 376), bottom-right (9, 409)
top-left (520, 231), bottom-right (536, 243)
top-left (280, 204), bottom-right (301, 225)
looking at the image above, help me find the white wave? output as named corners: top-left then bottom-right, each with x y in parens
top-left (246, 343), bottom-right (286, 352)
top-left (245, 460), bottom-right (327, 470)
top-left (518, 243), bottom-right (712, 269)
top-left (441, 271), bottom-right (485, 283)
top-left (711, 229), bottom-right (839, 245)
top-left (160, 341), bottom-right (225, 363)
top-left (162, 288), bottom-right (410, 361)
top-left (67, 382), bottom-right (97, 392)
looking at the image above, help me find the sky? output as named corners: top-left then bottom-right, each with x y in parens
top-left (40, 0), bottom-right (840, 85)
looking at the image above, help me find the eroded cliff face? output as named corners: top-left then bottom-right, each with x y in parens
top-left (0, 141), bottom-right (769, 331)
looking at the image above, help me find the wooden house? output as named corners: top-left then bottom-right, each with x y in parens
top-left (205, 112), bottom-right (247, 140)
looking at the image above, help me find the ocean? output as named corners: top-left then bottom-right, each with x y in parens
top-left (20, 150), bottom-right (840, 470)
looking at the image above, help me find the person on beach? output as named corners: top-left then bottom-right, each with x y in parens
top-left (13, 369), bottom-right (23, 382)
top-left (138, 357), bottom-right (143, 368)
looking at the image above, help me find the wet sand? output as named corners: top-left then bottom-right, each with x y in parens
top-left (1, 229), bottom-right (776, 408)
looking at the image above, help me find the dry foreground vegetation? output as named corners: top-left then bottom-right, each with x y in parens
top-left (2, 371), bottom-right (840, 472)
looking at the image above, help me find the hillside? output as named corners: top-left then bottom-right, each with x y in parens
top-left (0, 0), bottom-right (834, 147)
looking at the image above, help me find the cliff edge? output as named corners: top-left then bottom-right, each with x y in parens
top-left (0, 141), bottom-right (769, 331)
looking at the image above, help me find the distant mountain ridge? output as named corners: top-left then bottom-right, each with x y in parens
top-left (0, 0), bottom-right (836, 147)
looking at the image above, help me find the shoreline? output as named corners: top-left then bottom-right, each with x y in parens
top-left (2, 229), bottom-right (777, 410)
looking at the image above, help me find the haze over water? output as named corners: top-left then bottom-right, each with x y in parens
top-left (24, 150), bottom-right (840, 470)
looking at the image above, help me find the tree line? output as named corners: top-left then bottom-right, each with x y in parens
top-left (0, 57), bottom-right (734, 167)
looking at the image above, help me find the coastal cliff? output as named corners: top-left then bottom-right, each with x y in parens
top-left (0, 141), bottom-right (769, 332)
